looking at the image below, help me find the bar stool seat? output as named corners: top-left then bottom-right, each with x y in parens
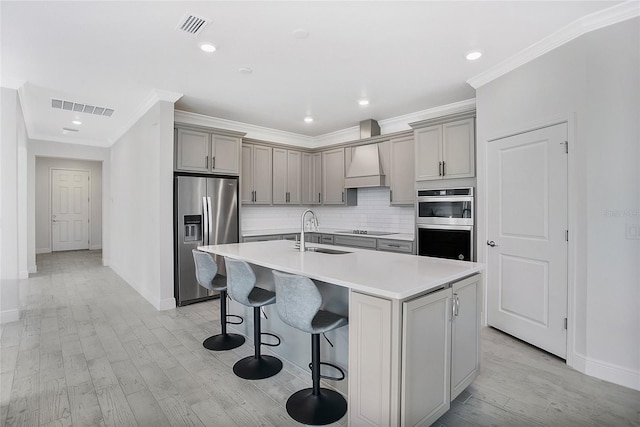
top-left (192, 250), bottom-right (245, 351)
top-left (225, 258), bottom-right (282, 380)
top-left (272, 270), bottom-right (348, 426)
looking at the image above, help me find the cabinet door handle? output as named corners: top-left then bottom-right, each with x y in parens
top-left (452, 293), bottom-right (460, 318)
top-left (212, 156), bottom-right (216, 169)
top-left (318, 192), bottom-right (321, 203)
top-left (206, 155), bottom-right (209, 169)
top-left (442, 160), bottom-right (445, 176)
top-left (342, 191), bottom-right (344, 203)
top-left (438, 161), bottom-right (442, 176)
top-left (390, 190), bottom-right (393, 202)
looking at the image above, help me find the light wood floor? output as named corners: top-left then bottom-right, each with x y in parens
top-left (1, 250), bottom-right (638, 426)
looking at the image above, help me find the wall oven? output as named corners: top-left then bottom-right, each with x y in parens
top-left (416, 187), bottom-right (474, 261)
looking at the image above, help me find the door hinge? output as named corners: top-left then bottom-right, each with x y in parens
top-left (565, 230), bottom-right (569, 241)
top-left (564, 318), bottom-right (568, 330)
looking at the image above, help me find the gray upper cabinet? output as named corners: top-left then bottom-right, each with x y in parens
top-left (273, 148), bottom-right (301, 205)
top-left (322, 148), bottom-right (356, 206)
top-left (175, 128), bottom-right (240, 174)
top-left (242, 143), bottom-right (272, 205)
top-left (415, 118), bottom-right (475, 181)
top-left (302, 152), bottom-right (322, 205)
top-left (389, 135), bottom-right (415, 205)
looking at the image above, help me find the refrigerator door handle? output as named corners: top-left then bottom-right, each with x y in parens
top-left (207, 196), bottom-right (213, 245)
top-left (202, 196), bottom-right (209, 245)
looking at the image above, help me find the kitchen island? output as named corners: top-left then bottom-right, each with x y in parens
top-left (198, 240), bottom-right (483, 426)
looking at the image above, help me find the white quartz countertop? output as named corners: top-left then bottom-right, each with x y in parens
top-left (242, 228), bottom-right (414, 242)
top-left (198, 240), bottom-right (482, 300)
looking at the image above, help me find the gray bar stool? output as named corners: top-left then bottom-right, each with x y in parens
top-left (272, 270), bottom-right (348, 426)
top-left (225, 258), bottom-right (283, 380)
top-left (192, 250), bottom-right (245, 351)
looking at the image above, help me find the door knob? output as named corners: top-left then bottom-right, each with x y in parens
top-left (487, 240), bottom-right (498, 247)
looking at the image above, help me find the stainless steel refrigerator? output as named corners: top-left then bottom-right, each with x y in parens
top-left (174, 174), bottom-right (239, 306)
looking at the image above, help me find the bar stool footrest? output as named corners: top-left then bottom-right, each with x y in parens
top-left (233, 355), bottom-right (282, 380)
top-left (307, 361), bottom-right (345, 381)
top-left (286, 387), bottom-right (347, 425)
top-left (260, 332), bottom-right (281, 347)
top-left (226, 314), bottom-right (244, 325)
top-left (203, 333), bottom-right (245, 351)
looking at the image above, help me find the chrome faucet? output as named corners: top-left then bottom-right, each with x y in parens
top-left (299, 209), bottom-right (319, 252)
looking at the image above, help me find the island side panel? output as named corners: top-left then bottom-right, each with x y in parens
top-left (349, 291), bottom-right (403, 426)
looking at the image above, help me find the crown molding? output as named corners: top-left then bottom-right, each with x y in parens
top-left (174, 110), bottom-right (315, 148)
top-left (109, 88), bottom-right (183, 145)
top-left (467, 1), bottom-right (640, 89)
top-left (382, 99), bottom-right (476, 132)
top-left (28, 131), bottom-right (110, 148)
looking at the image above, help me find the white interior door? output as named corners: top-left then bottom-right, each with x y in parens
top-left (51, 169), bottom-right (90, 251)
top-left (486, 123), bottom-right (568, 358)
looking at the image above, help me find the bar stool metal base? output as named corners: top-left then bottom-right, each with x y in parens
top-left (285, 388), bottom-right (347, 425)
top-left (233, 355), bottom-right (282, 380)
top-left (202, 333), bottom-right (245, 351)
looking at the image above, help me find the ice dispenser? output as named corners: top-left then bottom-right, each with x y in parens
top-left (183, 215), bottom-right (202, 242)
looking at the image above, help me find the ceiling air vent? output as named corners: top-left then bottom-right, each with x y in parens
top-left (52, 99), bottom-right (114, 117)
top-left (177, 13), bottom-right (210, 35)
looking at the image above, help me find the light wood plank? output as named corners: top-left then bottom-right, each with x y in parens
top-left (95, 384), bottom-right (137, 427)
top-left (67, 381), bottom-right (103, 426)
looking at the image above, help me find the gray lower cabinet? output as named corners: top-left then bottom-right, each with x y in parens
top-left (402, 288), bottom-right (452, 426)
top-left (281, 233), bottom-right (299, 241)
top-left (377, 239), bottom-right (413, 254)
top-left (334, 235), bottom-right (377, 250)
top-left (242, 234), bottom-right (281, 243)
top-left (349, 274), bottom-right (482, 426)
top-left (450, 274), bottom-right (481, 400)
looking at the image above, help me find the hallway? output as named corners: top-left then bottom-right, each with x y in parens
top-left (1, 251), bottom-right (638, 426)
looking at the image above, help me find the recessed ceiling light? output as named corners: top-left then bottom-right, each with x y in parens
top-left (358, 99), bottom-right (370, 106)
top-left (304, 116), bottom-right (313, 123)
top-left (238, 67), bottom-right (253, 74)
top-left (466, 51), bottom-right (482, 61)
top-left (200, 42), bottom-right (216, 53)
top-left (293, 29), bottom-right (309, 39)
top-left (72, 120), bottom-right (82, 125)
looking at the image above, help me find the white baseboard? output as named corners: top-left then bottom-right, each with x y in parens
top-left (0, 309), bottom-right (20, 324)
top-left (90, 244), bottom-right (102, 251)
top-left (573, 352), bottom-right (640, 391)
top-left (36, 247), bottom-right (51, 254)
top-left (156, 298), bottom-right (177, 311)
top-left (28, 264), bottom-right (37, 274)
top-left (19, 270), bottom-right (29, 279)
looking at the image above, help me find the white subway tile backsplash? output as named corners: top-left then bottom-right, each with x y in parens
top-left (242, 187), bottom-right (415, 233)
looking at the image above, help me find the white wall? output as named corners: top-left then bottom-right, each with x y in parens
top-left (109, 100), bottom-right (175, 310)
top-left (1, 87), bottom-right (27, 323)
top-left (242, 187), bottom-right (415, 234)
top-left (34, 158), bottom-right (103, 253)
top-left (476, 18), bottom-right (639, 390)
top-left (28, 139), bottom-right (111, 271)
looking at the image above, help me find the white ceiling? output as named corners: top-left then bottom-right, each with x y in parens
top-left (1, 1), bottom-right (623, 147)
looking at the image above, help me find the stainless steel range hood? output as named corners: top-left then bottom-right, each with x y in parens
top-left (344, 120), bottom-right (386, 188)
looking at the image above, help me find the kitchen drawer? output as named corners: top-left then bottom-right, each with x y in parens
top-left (243, 234), bottom-right (282, 242)
top-left (377, 239), bottom-right (414, 254)
top-left (319, 234), bottom-right (335, 244)
top-left (334, 235), bottom-right (377, 250)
